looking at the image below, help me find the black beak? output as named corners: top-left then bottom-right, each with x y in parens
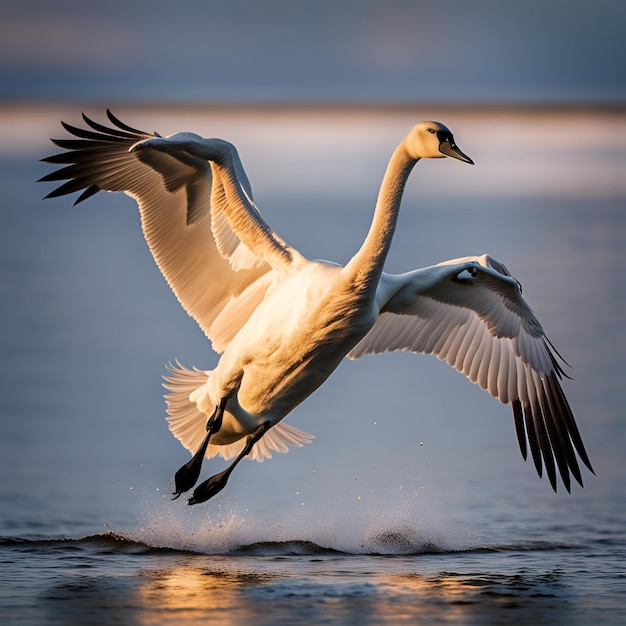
top-left (437, 130), bottom-right (474, 164)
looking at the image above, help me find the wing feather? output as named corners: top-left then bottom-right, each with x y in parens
top-left (349, 254), bottom-right (593, 491)
top-left (40, 112), bottom-right (273, 350)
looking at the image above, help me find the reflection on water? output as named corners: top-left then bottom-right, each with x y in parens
top-left (6, 531), bottom-right (618, 626)
top-left (382, 569), bottom-right (571, 622)
top-left (136, 562), bottom-right (280, 625)
top-left (127, 554), bottom-right (576, 625)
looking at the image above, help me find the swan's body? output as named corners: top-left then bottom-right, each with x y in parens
top-left (41, 112), bottom-right (593, 502)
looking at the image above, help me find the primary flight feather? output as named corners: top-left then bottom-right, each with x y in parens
top-left (40, 111), bottom-right (593, 503)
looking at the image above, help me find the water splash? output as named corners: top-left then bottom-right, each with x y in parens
top-left (124, 487), bottom-right (478, 556)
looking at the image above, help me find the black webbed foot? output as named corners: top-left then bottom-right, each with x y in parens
top-left (187, 421), bottom-right (271, 505)
top-left (188, 467), bottom-right (233, 505)
top-left (171, 397), bottom-right (228, 498)
top-left (172, 431), bottom-right (211, 499)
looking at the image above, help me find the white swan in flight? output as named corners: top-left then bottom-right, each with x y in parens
top-left (40, 111), bottom-right (593, 503)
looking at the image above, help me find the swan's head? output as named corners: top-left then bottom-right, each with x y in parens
top-left (405, 121), bottom-right (474, 164)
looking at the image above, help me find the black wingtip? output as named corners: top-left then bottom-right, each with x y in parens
top-left (512, 401), bottom-right (527, 461)
top-left (548, 472), bottom-right (558, 493)
top-left (73, 185), bottom-right (101, 205)
top-left (106, 109), bottom-right (148, 135)
top-left (39, 110), bottom-right (153, 204)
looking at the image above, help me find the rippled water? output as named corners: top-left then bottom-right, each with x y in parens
top-left (1, 105), bottom-right (625, 624)
top-left (2, 528), bottom-right (624, 625)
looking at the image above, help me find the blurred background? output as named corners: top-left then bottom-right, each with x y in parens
top-left (0, 0), bottom-right (624, 545)
top-left (1, 0), bottom-right (624, 104)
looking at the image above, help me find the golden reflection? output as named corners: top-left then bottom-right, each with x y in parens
top-left (366, 572), bottom-right (488, 624)
top-left (134, 559), bottom-right (280, 625)
top-left (384, 571), bottom-right (471, 598)
top-left (126, 556), bottom-right (564, 624)
top-left (380, 570), bottom-right (559, 616)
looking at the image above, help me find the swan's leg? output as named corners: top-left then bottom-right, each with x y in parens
top-left (172, 396), bottom-right (228, 499)
top-left (188, 421), bottom-right (271, 505)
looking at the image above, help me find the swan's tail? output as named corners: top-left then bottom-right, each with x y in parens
top-left (163, 360), bottom-right (315, 462)
top-left (163, 360), bottom-right (232, 459)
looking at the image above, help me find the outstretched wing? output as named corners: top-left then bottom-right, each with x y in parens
top-left (39, 111), bottom-right (279, 352)
top-left (350, 254), bottom-right (593, 492)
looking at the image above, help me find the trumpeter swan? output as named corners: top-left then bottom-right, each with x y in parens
top-left (40, 111), bottom-right (593, 503)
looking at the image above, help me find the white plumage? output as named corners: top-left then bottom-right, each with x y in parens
top-left (41, 111), bottom-right (593, 502)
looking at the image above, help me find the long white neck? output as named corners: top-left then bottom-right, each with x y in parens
top-left (343, 142), bottom-right (417, 295)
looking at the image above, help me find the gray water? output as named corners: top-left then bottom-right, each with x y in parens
top-left (1, 105), bottom-right (625, 624)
